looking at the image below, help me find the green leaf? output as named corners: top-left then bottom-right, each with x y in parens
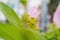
top-left (0, 23), bottom-right (40, 40)
top-left (20, 0), bottom-right (27, 6)
top-left (0, 23), bottom-right (22, 40)
top-left (22, 13), bottom-right (29, 22)
top-left (0, 2), bottom-right (24, 29)
top-left (20, 29), bottom-right (41, 40)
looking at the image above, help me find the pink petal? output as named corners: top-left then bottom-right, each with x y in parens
top-left (53, 4), bottom-right (60, 27)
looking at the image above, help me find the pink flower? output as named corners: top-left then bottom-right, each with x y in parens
top-left (28, 7), bottom-right (41, 28)
top-left (53, 4), bottom-right (60, 27)
top-left (28, 7), bottom-right (40, 18)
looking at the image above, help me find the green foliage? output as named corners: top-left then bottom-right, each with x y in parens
top-left (20, 0), bottom-right (27, 6)
top-left (0, 23), bottom-right (20, 40)
top-left (22, 14), bottom-right (37, 29)
top-left (47, 23), bottom-right (60, 40)
top-left (22, 13), bottom-right (29, 23)
top-left (58, 0), bottom-right (60, 3)
top-left (27, 17), bottom-right (37, 29)
top-left (0, 2), bottom-right (40, 40)
top-left (0, 2), bottom-right (60, 40)
top-left (0, 2), bottom-right (24, 29)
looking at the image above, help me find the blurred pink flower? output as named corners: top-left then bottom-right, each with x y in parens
top-left (53, 4), bottom-right (60, 27)
top-left (28, 7), bottom-right (41, 28)
top-left (28, 7), bottom-right (40, 18)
